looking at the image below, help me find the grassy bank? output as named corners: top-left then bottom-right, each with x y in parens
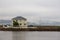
top-left (0, 26), bottom-right (60, 31)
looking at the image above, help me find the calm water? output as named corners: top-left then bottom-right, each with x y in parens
top-left (0, 31), bottom-right (60, 40)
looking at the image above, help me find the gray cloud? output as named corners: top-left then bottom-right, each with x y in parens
top-left (0, 0), bottom-right (60, 22)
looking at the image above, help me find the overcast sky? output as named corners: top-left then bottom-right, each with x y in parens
top-left (0, 0), bottom-right (60, 22)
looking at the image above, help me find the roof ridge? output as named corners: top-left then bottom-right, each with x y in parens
top-left (12, 16), bottom-right (27, 20)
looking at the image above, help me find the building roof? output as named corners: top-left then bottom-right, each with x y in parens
top-left (12, 16), bottom-right (27, 20)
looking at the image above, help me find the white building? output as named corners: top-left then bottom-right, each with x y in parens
top-left (12, 16), bottom-right (27, 28)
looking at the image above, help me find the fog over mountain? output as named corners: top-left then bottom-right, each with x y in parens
top-left (0, 0), bottom-right (60, 26)
top-left (0, 0), bottom-right (60, 22)
top-left (0, 19), bottom-right (60, 26)
top-left (0, 20), bottom-right (12, 25)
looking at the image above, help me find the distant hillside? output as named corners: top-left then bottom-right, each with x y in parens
top-left (0, 20), bottom-right (60, 26)
top-left (28, 20), bottom-right (60, 26)
top-left (39, 20), bottom-right (60, 26)
top-left (0, 20), bottom-right (12, 25)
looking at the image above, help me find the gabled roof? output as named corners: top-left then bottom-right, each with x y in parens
top-left (12, 16), bottom-right (27, 20)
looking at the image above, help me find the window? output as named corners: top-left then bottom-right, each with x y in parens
top-left (24, 23), bottom-right (26, 25)
top-left (20, 23), bottom-right (22, 25)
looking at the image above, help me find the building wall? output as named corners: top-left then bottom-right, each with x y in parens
top-left (18, 20), bottom-right (27, 27)
top-left (12, 19), bottom-right (27, 27)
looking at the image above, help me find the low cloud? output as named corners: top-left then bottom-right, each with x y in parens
top-left (0, 0), bottom-right (60, 22)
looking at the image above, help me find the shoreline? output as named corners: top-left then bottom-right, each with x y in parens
top-left (0, 26), bottom-right (60, 31)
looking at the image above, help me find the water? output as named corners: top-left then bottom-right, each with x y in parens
top-left (0, 31), bottom-right (60, 40)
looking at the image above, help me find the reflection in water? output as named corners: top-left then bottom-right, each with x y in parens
top-left (12, 31), bottom-right (26, 40)
top-left (12, 31), bottom-right (60, 40)
top-left (0, 31), bottom-right (60, 40)
top-left (0, 31), bottom-right (12, 40)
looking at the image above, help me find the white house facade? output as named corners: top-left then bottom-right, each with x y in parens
top-left (12, 16), bottom-right (27, 28)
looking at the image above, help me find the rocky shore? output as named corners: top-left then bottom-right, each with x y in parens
top-left (0, 26), bottom-right (60, 31)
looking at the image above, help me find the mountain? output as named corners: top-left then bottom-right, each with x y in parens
top-left (0, 20), bottom-right (60, 26)
top-left (28, 20), bottom-right (60, 26)
top-left (38, 20), bottom-right (60, 26)
top-left (0, 20), bottom-right (12, 25)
